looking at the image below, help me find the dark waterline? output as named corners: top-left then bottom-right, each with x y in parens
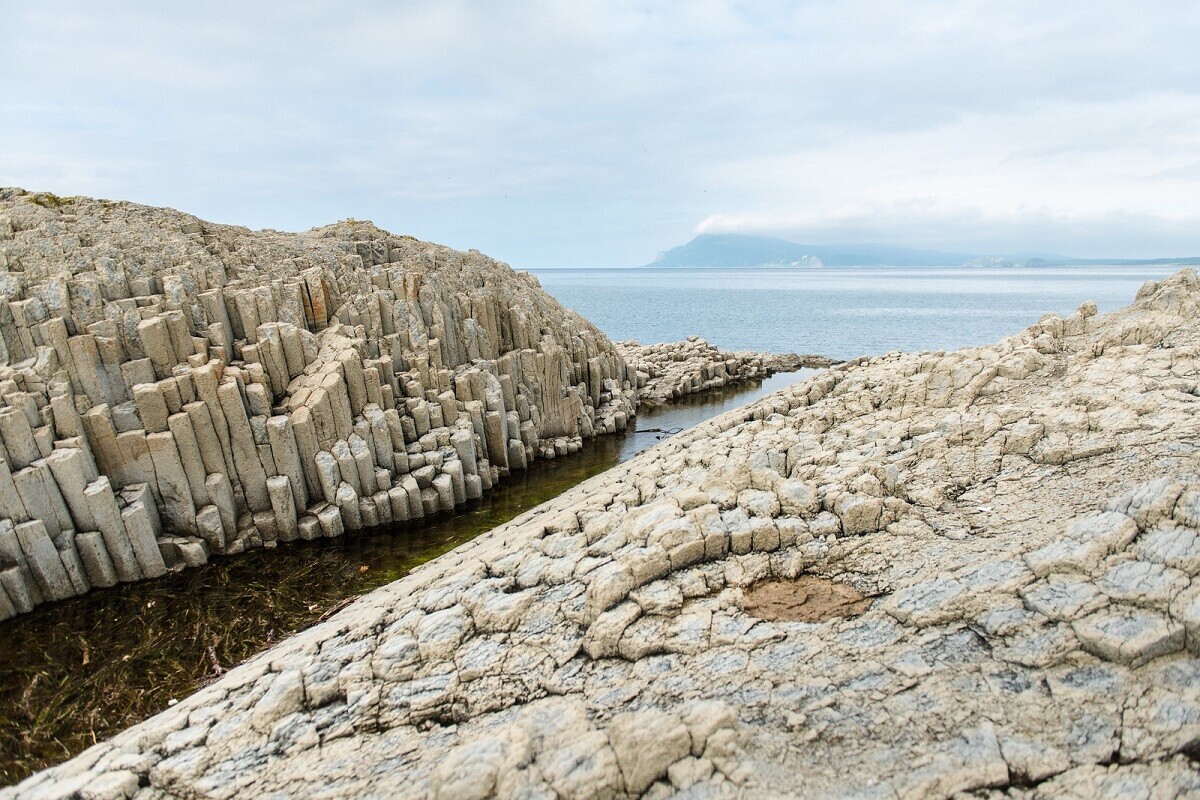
top-left (0, 371), bottom-right (808, 785)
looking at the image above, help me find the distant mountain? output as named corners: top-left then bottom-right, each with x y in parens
top-left (647, 234), bottom-right (975, 268)
top-left (644, 234), bottom-right (1200, 269)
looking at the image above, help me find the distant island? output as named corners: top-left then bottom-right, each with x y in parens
top-left (645, 233), bottom-right (1200, 269)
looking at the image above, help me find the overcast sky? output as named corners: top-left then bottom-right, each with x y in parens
top-left (2, 1), bottom-right (1198, 266)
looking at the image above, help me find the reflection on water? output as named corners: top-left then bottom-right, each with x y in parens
top-left (0, 371), bottom-right (811, 784)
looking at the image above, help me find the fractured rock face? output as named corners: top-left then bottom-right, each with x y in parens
top-left (617, 336), bottom-right (815, 407)
top-left (11, 269), bottom-right (1200, 797)
top-left (0, 188), bottom-right (636, 617)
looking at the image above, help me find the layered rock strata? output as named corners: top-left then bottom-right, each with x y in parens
top-left (616, 337), bottom-right (834, 407)
top-left (0, 189), bottom-right (635, 619)
top-left (10, 270), bottom-right (1200, 798)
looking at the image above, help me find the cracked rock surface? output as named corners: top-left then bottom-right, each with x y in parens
top-left (8, 270), bottom-right (1200, 798)
top-left (616, 337), bottom-right (833, 408)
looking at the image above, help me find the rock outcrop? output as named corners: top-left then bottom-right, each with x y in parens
top-left (0, 189), bottom-right (635, 619)
top-left (10, 270), bottom-right (1200, 798)
top-left (617, 337), bottom-right (834, 407)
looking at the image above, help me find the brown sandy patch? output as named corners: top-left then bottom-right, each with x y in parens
top-left (743, 577), bottom-right (872, 622)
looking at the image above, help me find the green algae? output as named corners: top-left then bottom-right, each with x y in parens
top-left (24, 192), bottom-right (77, 209)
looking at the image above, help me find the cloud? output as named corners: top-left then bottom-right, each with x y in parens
top-left (1, 1), bottom-right (1198, 265)
top-left (695, 206), bottom-right (1200, 259)
top-left (691, 89), bottom-right (1200, 258)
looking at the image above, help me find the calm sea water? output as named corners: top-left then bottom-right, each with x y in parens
top-left (531, 266), bottom-right (1182, 360)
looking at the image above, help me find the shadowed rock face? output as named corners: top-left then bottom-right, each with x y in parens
top-left (9, 269), bottom-right (1200, 798)
top-left (0, 188), bottom-right (638, 618)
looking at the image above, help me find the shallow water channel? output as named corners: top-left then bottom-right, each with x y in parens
top-left (0, 371), bottom-right (810, 784)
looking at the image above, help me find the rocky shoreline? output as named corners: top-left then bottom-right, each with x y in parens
top-left (617, 337), bottom-right (837, 407)
top-left (0, 189), bottom-right (642, 619)
top-left (9, 270), bottom-right (1200, 798)
top-left (0, 190), bottom-right (821, 621)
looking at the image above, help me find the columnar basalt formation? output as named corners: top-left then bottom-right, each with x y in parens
top-left (10, 270), bottom-right (1200, 798)
top-left (616, 337), bottom-right (834, 407)
top-left (0, 189), bottom-right (635, 619)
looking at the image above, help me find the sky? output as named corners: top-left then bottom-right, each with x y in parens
top-left (2, 1), bottom-right (1198, 267)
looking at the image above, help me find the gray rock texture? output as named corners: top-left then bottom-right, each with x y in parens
top-left (8, 268), bottom-right (1200, 798)
top-left (0, 188), bottom-right (636, 617)
top-left (617, 336), bottom-right (834, 407)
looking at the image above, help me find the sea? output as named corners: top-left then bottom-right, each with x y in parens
top-left (530, 266), bottom-right (1184, 361)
